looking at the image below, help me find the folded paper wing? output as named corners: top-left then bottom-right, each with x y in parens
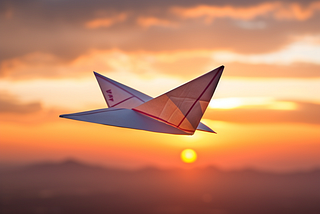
top-left (60, 66), bottom-right (223, 135)
top-left (133, 66), bottom-right (223, 134)
top-left (94, 71), bottom-right (216, 133)
top-left (94, 72), bottom-right (152, 108)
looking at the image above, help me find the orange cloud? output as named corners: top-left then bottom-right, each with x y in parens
top-left (0, 50), bottom-right (211, 80)
top-left (0, 52), bottom-right (72, 79)
top-left (2, 48), bottom-right (320, 81)
top-left (171, 1), bottom-right (320, 22)
top-left (85, 13), bottom-right (127, 29)
top-left (171, 2), bottom-right (280, 21)
top-left (0, 91), bottom-right (41, 114)
top-left (0, 91), bottom-right (65, 125)
top-left (136, 16), bottom-right (175, 28)
top-left (224, 62), bottom-right (320, 78)
top-left (275, 2), bottom-right (320, 20)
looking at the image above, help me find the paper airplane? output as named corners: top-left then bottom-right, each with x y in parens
top-left (60, 66), bottom-right (224, 135)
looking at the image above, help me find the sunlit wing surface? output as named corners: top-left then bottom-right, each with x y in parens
top-left (60, 66), bottom-right (224, 135)
top-left (133, 66), bottom-right (223, 134)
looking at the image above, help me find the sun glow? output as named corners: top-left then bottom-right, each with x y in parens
top-left (181, 149), bottom-right (197, 163)
top-left (209, 97), bottom-right (298, 110)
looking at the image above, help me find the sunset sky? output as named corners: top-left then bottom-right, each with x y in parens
top-left (1, 0), bottom-right (319, 172)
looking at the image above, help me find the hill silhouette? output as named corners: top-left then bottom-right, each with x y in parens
top-left (1, 159), bottom-right (320, 214)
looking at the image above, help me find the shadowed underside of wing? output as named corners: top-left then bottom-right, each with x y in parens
top-left (197, 122), bottom-right (216, 133)
top-left (133, 66), bottom-right (224, 134)
top-left (59, 108), bottom-right (191, 135)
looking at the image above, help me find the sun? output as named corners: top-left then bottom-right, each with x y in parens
top-left (181, 149), bottom-right (197, 163)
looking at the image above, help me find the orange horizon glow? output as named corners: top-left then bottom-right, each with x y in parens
top-left (209, 97), bottom-right (298, 110)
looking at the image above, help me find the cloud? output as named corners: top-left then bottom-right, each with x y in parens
top-left (171, 1), bottom-right (320, 22)
top-left (0, 91), bottom-right (42, 114)
top-left (0, 52), bottom-right (69, 79)
top-left (1, 0), bottom-right (320, 84)
top-left (136, 16), bottom-right (176, 28)
top-left (0, 90), bottom-right (67, 125)
top-left (275, 1), bottom-right (320, 20)
top-left (224, 62), bottom-right (320, 78)
top-left (2, 48), bottom-right (320, 80)
top-left (85, 13), bottom-right (127, 29)
top-left (212, 38), bottom-right (320, 65)
top-left (0, 51), bottom-right (118, 79)
top-left (171, 2), bottom-right (281, 21)
top-left (1, 0), bottom-right (320, 63)
top-left (205, 100), bottom-right (320, 124)
top-left (0, 50), bottom-right (211, 80)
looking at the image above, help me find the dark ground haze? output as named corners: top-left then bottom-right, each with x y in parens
top-left (1, 159), bottom-right (320, 214)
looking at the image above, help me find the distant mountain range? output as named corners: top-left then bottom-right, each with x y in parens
top-left (1, 159), bottom-right (320, 214)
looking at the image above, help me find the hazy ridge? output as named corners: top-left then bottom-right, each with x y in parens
top-left (1, 159), bottom-right (320, 214)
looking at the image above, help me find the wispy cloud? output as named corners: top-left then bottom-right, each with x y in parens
top-left (0, 91), bottom-right (41, 114)
top-left (212, 37), bottom-right (320, 65)
top-left (85, 13), bottom-right (127, 29)
top-left (171, 1), bottom-right (320, 22)
top-left (136, 16), bottom-right (176, 28)
top-left (2, 43), bottom-right (320, 80)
